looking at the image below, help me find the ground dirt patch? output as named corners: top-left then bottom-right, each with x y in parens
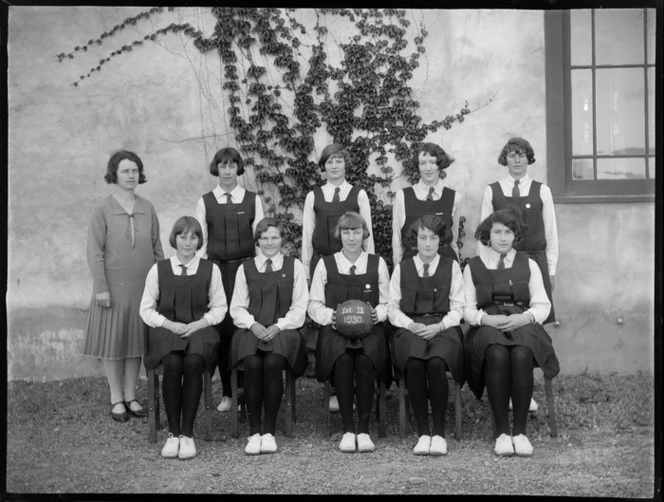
top-left (5, 372), bottom-right (656, 496)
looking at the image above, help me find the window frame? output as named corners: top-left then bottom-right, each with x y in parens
top-left (545, 10), bottom-right (656, 204)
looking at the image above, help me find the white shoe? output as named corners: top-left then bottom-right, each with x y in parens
top-left (494, 433), bottom-right (515, 456)
top-left (512, 434), bottom-right (534, 456)
top-left (508, 398), bottom-right (538, 412)
top-left (329, 395), bottom-right (340, 412)
top-left (339, 432), bottom-right (356, 453)
top-left (413, 435), bottom-right (431, 455)
top-left (430, 435), bottom-right (448, 456)
top-left (245, 433), bottom-right (262, 455)
top-left (178, 435), bottom-right (197, 460)
top-left (217, 396), bottom-right (232, 412)
top-left (260, 433), bottom-right (277, 454)
top-left (356, 433), bottom-right (375, 453)
top-left (161, 433), bottom-right (179, 458)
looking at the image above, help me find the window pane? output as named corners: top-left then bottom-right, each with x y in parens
top-left (597, 157), bottom-right (646, 179)
top-left (571, 69), bottom-right (594, 155)
top-left (646, 9), bottom-right (656, 64)
top-left (572, 158), bottom-right (594, 180)
top-left (648, 68), bottom-right (655, 155)
top-left (570, 10), bottom-right (592, 66)
top-left (595, 9), bottom-right (645, 65)
top-left (649, 158), bottom-right (656, 179)
top-left (596, 68), bottom-right (645, 155)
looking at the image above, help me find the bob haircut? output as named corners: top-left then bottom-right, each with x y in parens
top-left (318, 143), bottom-right (351, 171)
top-left (334, 211), bottom-right (371, 241)
top-left (408, 214), bottom-right (453, 248)
top-left (169, 216), bottom-right (204, 250)
top-left (474, 207), bottom-right (526, 249)
top-left (415, 142), bottom-right (455, 171)
top-left (209, 147), bottom-right (245, 176)
top-left (497, 137), bottom-right (536, 166)
top-left (254, 217), bottom-right (286, 244)
top-left (105, 150), bottom-right (146, 185)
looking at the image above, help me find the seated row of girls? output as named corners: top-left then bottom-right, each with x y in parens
top-left (311, 208), bottom-right (558, 458)
top-left (140, 216), bottom-right (308, 460)
top-left (139, 207), bottom-right (558, 461)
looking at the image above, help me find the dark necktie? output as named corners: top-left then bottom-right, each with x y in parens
top-left (426, 187), bottom-right (435, 201)
top-left (423, 263), bottom-right (430, 277)
top-left (349, 265), bottom-right (356, 275)
top-left (512, 180), bottom-right (520, 198)
top-left (497, 254), bottom-right (506, 270)
top-left (179, 264), bottom-right (187, 276)
top-left (224, 192), bottom-right (232, 204)
top-left (265, 259), bottom-right (273, 272)
top-left (332, 187), bottom-right (340, 203)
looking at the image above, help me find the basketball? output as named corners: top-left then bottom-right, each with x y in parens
top-left (335, 299), bottom-right (373, 339)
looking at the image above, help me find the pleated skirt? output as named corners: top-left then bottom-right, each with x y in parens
top-left (464, 323), bottom-right (560, 400)
top-left (230, 328), bottom-right (308, 378)
top-left (83, 274), bottom-right (147, 360)
top-left (391, 318), bottom-right (464, 385)
top-left (315, 323), bottom-right (392, 386)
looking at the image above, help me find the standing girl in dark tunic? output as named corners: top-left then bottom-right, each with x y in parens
top-left (388, 215), bottom-right (465, 456)
top-left (229, 218), bottom-right (308, 455)
top-left (301, 144), bottom-right (375, 412)
top-left (140, 217), bottom-right (227, 460)
top-left (194, 147), bottom-right (265, 413)
top-left (308, 212), bottom-right (391, 454)
top-left (478, 137), bottom-right (558, 325)
top-left (463, 208), bottom-right (559, 457)
top-left (392, 142), bottom-right (461, 265)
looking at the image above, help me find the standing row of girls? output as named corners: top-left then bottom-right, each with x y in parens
top-left (82, 137), bottom-right (560, 462)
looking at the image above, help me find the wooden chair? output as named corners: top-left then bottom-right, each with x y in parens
top-left (322, 378), bottom-right (387, 438)
top-left (146, 364), bottom-right (213, 443)
top-left (488, 373), bottom-right (558, 438)
top-left (230, 362), bottom-right (297, 438)
top-left (395, 369), bottom-right (462, 440)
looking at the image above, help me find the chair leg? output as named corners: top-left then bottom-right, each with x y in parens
top-left (323, 381), bottom-right (331, 437)
top-left (545, 377), bottom-right (558, 437)
top-left (454, 381), bottom-right (462, 441)
top-left (290, 370), bottom-right (297, 423)
top-left (147, 369), bottom-right (157, 444)
top-left (204, 368), bottom-right (212, 411)
top-left (230, 366), bottom-right (239, 438)
top-left (398, 376), bottom-right (407, 439)
top-left (284, 370), bottom-right (293, 438)
top-left (377, 382), bottom-right (387, 438)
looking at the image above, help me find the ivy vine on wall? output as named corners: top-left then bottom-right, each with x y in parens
top-left (59, 7), bottom-right (477, 270)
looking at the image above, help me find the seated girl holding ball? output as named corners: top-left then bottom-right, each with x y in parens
top-left (307, 211), bottom-right (392, 454)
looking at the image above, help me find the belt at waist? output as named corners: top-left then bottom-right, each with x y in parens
top-left (211, 256), bottom-right (252, 265)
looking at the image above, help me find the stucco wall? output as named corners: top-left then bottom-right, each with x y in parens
top-left (6, 7), bottom-right (654, 381)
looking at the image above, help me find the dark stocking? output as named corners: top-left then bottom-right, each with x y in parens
top-left (354, 352), bottom-right (375, 435)
top-left (406, 358), bottom-right (430, 436)
top-left (333, 353), bottom-right (355, 433)
top-left (242, 354), bottom-right (264, 436)
top-left (427, 357), bottom-right (449, 438)
top-left (180, 354), bottom-right (204, 437)
top-left (484, 344), bottom-right (511, 437)
top-left (161, 352), bottom-right (184, 436)
top-left (510, 346), bottom-right (534, 435)
top-left (262, 353), bottom-right (286, 435)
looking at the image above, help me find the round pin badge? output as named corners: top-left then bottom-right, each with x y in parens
top-left (525, 203), bottom-right (531, 208)
top-left (365, 284), bottom-right (371, 289)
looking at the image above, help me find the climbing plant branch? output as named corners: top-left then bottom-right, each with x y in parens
top-left (60, 7), bottom-right (485, 267)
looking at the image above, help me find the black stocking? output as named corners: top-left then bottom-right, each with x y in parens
top-left (180, 353), bottom-right (204, 437)
top-left (484, 344), bottom-right (511, 437)
top-left (510, 346), bottom-right (534, 435)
